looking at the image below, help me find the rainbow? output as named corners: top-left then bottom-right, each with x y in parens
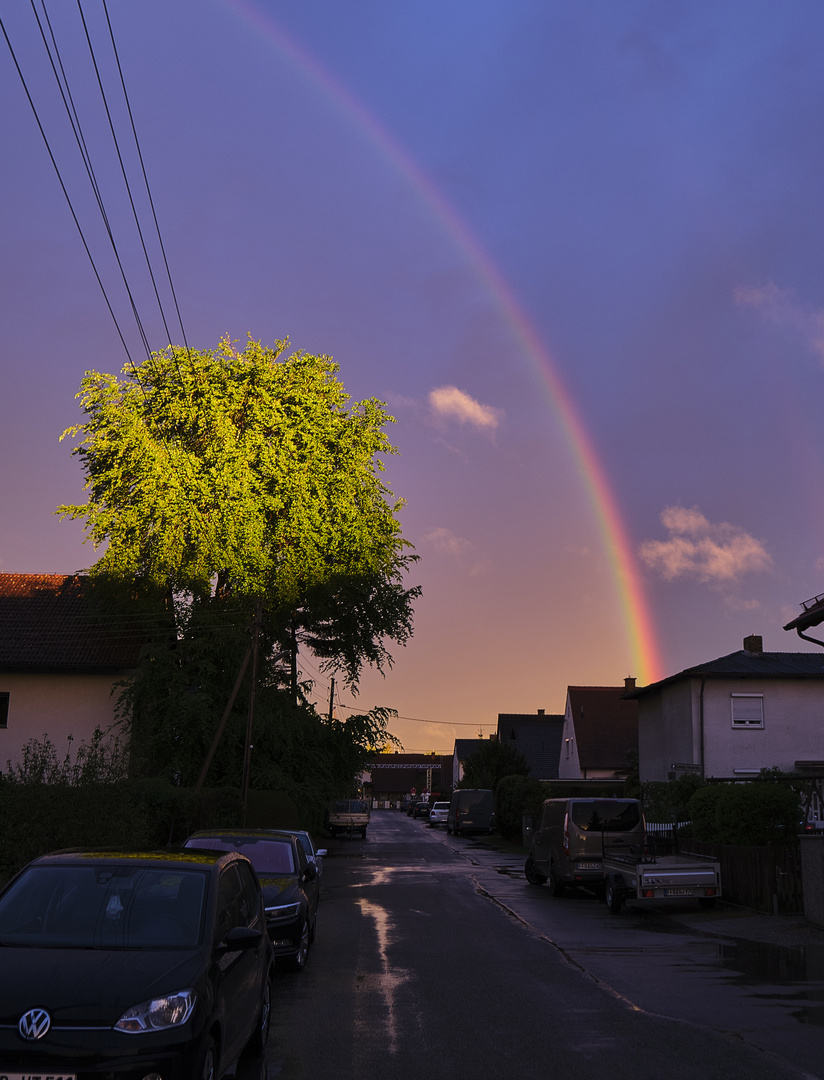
top-left (223, 1), bottom-right (663, 685)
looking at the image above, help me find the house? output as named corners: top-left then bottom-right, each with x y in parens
top-left (0, 574), bottom-right (143, 770)
top-left (559, 682), bottom-right (639, 780)
top-left (496, 710), bottom-right (564, 779)
top-left (452, 738), bottom-right (488, 787)
top-left (626, 635), bottom-right (824, 782)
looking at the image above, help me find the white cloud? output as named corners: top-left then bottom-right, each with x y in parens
top-left (639, 505), bottom-right (772, 583)
top-left (735, 282), bottom-right (824, 364)
top-left (428, 386), bottom-right (500, 431)
top-left (421, 527), bottom-right (472, 556)
top-left (420, 527), bottom-right (491, 576)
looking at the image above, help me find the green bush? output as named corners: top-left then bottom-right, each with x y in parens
top-left (714, 782), bottom-right (800, 846)
top-left (495, 774), bottom-right (547, 842)
top-left (688, 784), bottom-right (729, 841)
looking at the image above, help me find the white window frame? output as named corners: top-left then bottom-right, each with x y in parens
top-left (731, 693), bottom-right (764, 729)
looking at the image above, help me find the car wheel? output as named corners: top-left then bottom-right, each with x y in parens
top-left (605, 878), bottom-right (624, 913)
top-left (524, 856), bottom-right (547, 886)
top-left (289, 920), bottom-right (311, 971)
top-left (361, 828), bottom-right (367, 838)
top-left (548, 862), bottom-right (566, 897)
top-left (247, 974), bottom-right (272, 1053)
top-left (199, 1036), bottom-right (218, 1080)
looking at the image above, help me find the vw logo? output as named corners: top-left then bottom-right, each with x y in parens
top-left (19, 1008), bottom-right (51, 1040)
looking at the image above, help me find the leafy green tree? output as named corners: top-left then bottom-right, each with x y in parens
top-left (460, 739), bottom-right (530, 792)
top-left (59, 336), bottom-right (420, 689)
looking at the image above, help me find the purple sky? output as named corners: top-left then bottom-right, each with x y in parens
top-left (3, 1), bottom-right (824, 752)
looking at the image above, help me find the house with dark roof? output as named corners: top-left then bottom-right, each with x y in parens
top-left (452, 738), bottom-right (488, 786)
top-left (496, 710), bottom-right (564, 779)
top-left (625, 635), bottom-right (824, 782)
top-left (559, 682), bottom-right (638, 780)
top-left (0, 574), bottom-right (143, 769)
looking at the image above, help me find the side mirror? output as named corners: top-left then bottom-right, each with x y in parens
top-left (315, 849), bottom-right (328, 858)
top-left (218, 926), bottom-right (263, 954)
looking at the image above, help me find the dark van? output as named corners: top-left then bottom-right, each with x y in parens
top-left (525, 797), bottom-right (644, 894)
top-left (447, 789), bottom-right (494, 836)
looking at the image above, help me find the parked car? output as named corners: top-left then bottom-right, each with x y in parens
top-left (524, 797), bottom-right (645, 895)
top-left (428, 801), bottom-right (450, 827)
top-left (185, 829), bottom-right (320, 971)
top-left (413, 800), bottom-right (433, 820)
top-left (266, 828), bottom-right (327, 876)
top-left (447, 789), bottom-right (494, 836)
top-left (0, 848), bottom-right (274, 1080)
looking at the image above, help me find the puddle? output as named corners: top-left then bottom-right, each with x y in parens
top-left (715, 938), bottom-right (824, 1026)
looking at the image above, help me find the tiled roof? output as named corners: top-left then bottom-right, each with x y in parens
top-left (566, 687), bottom-right (638, 772)
top-left (626, 650), bottom-right (824, 698)
top-left (0, 574), bottom-right (144, 672)
top-left (497, 714), bottom-right (564, 779)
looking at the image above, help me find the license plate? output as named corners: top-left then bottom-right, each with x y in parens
top-left (663, 887), bottom-right (694, 897)
top-left (0, 1074), bottom-right (76, 1080)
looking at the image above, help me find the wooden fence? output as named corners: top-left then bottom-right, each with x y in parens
top-left (679, 838), bottom-right (803, 914)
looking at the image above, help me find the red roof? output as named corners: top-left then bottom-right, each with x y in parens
top-left (0, 574), bottom-right (144, 672)
top-left (567, 686), bottom-right (638, 772)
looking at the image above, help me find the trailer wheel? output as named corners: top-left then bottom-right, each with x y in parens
top-left (605, 878), bottom-right (624, 913)
top-left (698, 896), bottom-right (716, 910)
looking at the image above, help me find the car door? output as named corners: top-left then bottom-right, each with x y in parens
top-left (212, 861), bottom-right (264, 1063)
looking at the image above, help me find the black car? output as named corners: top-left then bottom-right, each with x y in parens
top-left (0, 848), bottom-right (274, 1080)
top-left (185, 831), bottom-right (320, 971)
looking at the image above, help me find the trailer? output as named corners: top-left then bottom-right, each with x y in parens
top-left (602, 843), bottom-right (722, 913)
top-left (327, 798), bottom-right (370, 838)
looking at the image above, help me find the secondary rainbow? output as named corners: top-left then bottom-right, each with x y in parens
top-left (225, 1), bottom-right (663, 685)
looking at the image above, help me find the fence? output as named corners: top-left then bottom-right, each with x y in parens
top-left (679, 838), bottom-right (803, 914)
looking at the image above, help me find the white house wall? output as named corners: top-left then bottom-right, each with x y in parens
top-left (638, 679), bottom-right (695, 782)
top-left (639, 675), bottom-right (824, 780)
top-left (559, 695), bottom-right (582, 779)
top-left (703, 678), bottom-right (824, 777)
top-left (0, 671), bottom-right (126, 771)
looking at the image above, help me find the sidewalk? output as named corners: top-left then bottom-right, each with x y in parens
top-left (670, 902), bottom-right (824, 950)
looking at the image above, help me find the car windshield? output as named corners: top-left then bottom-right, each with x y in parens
top-left (0, 865), bottom-right (206, 949)
top-left (334, 800), bottom-right (368, 813)
top-left (188, 836), bottom-right (295, 875)
top-left (432, 803), bottom-right (449, 811)
top-left (570, 801), bottom-right (641, 833)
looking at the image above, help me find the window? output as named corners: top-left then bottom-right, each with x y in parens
top-left (731, 694), bottom-right (763, 728)
top-left (0, 692), bottom-right (8, 729)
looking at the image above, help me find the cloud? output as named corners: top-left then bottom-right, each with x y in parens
top-left (428, 386), bottom-right (500, 431)
top-left (735, 282), bottom-right (824, 363)
top-left (639, 505), bottom-right (772, 583)
top-left (420, 527), bottom-right (491, 576)
top-left (421, 527), bottom-right (472, 556)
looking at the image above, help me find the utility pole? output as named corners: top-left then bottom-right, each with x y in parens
top-left (328, 677), bottom-right (335, 722)
top-left (240, 601), bottom-right (263, 826)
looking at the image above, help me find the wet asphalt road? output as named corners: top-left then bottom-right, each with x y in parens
top-left (262, 811), bottom-right (824, 1079)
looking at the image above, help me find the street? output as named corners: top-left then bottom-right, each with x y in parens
top-left (263, 811), bottom-right (824, 1079)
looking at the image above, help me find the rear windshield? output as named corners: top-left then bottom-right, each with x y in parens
top-left (0, 865), bottom-right (206, 949)
top-left (570, 801), bottom-right (641, 833)
top-left (186, 836), bottom-right (295, 875)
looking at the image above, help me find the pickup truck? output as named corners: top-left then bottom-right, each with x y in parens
top-left (327, 798), bottom-right (370, 838)
top-left (602, 843), bottom-right (722, 913)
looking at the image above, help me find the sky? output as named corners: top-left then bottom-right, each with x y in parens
top-left (3, 0), bottom-right (824, 753)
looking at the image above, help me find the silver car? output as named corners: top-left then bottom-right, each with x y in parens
top-left (428, 801), bottom-right (450, 827)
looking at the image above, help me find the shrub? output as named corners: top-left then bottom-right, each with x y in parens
top-left (495, 775), bottom-right (547, 842)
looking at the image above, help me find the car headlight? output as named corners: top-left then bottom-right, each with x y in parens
top-left (265, 902), bottom-right (300, 920)
top-left (115, 989), bottom-right (196, 1032)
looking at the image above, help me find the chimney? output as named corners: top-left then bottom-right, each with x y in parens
top-left (743, 634), bottom-right (763, 653)
top-left (624, 677), bottom-right (636, 690)
top-left (537, 708), bottom-right (545, 715)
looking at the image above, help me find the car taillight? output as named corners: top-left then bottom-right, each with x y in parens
top-left (563, 812), bottom-right (569, 855)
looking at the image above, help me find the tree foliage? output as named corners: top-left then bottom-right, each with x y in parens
top-left (459, 739), bottom-right (530, 792)
top-left (59, 336), bottom-right (420, 687)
